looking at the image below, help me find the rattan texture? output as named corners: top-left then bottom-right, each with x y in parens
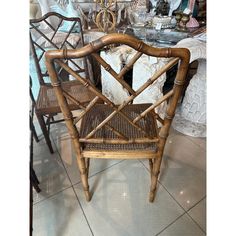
top-left (80, 104), bottom-right (159, 151)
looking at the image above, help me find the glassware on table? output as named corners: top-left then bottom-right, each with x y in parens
top-left (87, 7), bottom-right (93, 30)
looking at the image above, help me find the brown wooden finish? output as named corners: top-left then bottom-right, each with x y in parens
top-left (30, 12), bottom-right (96, 153)
top-left (45, 33), bottom-right (190, 202)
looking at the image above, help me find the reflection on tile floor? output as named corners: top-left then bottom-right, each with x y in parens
top-left (32, 122), bottom-right (206, 236)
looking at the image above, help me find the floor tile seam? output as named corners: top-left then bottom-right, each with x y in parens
top-left (186, 196), bottom-right (207, 234)
top-left (52, 137), bottom-right (76, 187)
top-left (154, 212), bottom-right (186, 236)
top-left (33, 185), bottom-right (72, 205)
top-left (187, 195), bottom-right (206, 212)
top-left (186, 211), bottom-right (206, 234)
top-left (139, 160), bottom-right (190, 213)
top-left (71, 159), bottom-right (126, 187)
top-left (71, 185), bottom-right (95, 236)
top-left (33, 141), bottom-right (74, 206)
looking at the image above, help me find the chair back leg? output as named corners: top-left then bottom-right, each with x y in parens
top-left (35, 112), bottom-right (54, 153)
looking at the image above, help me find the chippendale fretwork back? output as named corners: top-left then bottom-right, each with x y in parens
top-left (30, 12), bottom-right (88, 85)
top-left (45, 33), bottom-right (190, 202)
top-left (29, 12), bottom-right (96, 154)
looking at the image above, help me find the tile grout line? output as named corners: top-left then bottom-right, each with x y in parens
top-left (187, 195), bottom-right (206, 212)
top-left (71, 185), bottom-right (95, 236)
top-left (52, 134), bottom-right (125, 236)
top-left (71, 159), bottom-right (125, 187)
top-left (154, 212), bottom-right (186, 236)
top-left (52, 135), bottom-right (95, 236)
top-left (33, 126), bottom-right (95, 235)
top-left (33, 136), bottom-right (73, 205)
top-left (139, 160), bottom-right (187, 213)
top-left (185, 196), bottom-right (206, 234)
top-left (33, 185), bottom-right (72, 205)
top-left (140, 160), bottom-right (206, 235)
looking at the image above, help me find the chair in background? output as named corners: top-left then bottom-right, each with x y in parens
top-left (45, 33), bottom-right (190, 202)
top-left (30, 12), bottom-right (95, 153)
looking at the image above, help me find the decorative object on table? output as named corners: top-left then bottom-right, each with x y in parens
top-left (152, 15), bottom-right (173, 29)
top-left (46, 33), bottom-right (190, 202)
top-left (95, 0), bottom-right (117, 33)
top-left (130, 5), bottom-right (148, 26)
top-left (174, 9), bottom-right (191, 32)
top-left (167, 0), bottom-right (182, 16)
top-left (172, 37), bottom-right (206, 137)
top-left (186, 0), bottom-right (199, 28)
top-left (174, 10), bottom-right (183, 30)
top-left (180, 12), bottom-right (191, 31)
top-left (155, 0), bottom-right (170, 16)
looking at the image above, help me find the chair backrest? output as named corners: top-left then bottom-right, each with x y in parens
top-left (45, 33), bottom-right (190, 149)
top-left (30, 12), bottom-right (88, 86)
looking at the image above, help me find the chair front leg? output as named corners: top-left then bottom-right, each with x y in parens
top-left (149, 155), bottom-right (162, 202)
top-left (77, 155), bottom-right (91, 202)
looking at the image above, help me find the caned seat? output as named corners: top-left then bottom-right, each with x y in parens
top-left (30, 12), bottom-right (96, 153)
top-left (45, 33), bottom-right (190, 202)
top-left (80, 104), bottom-right (159, 157)
top-left (36, 80), bottom-right (95, 114)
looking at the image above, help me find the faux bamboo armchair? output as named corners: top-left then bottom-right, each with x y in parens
top-left (45, 33), bottom-right (190, 202)
top-left (30, 12), bottom-right (95, 153)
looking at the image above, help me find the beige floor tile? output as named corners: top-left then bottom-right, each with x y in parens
top-left (170, 125), bottom-right (206, 150)
top-left (164, 134), bottom-right (206, 171)
top-left (158, 214), bottom-right (205, 236)
top-left (33, 187), bottom-right (92, 236)
top-left (188, 136), bottom-right (206, 150)
top-left (33, 142), bottom-right (71, 203)
top-left (74, 160), bottom-right (184, 236)
top-left (188, 198), bottom-right (206, 232)
top-left (141, 133), bottom-right (206, 211)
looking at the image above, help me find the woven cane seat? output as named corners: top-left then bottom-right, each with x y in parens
top-left (36, 80), bottom-right (96, 114)
top-left (80, 104), bottom-right (159, 153)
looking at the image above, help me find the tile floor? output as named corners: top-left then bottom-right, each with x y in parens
top-left (32, 121), bottom-right (206, 236)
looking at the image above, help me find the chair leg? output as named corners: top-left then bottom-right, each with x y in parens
top-left (149, 156), bottom-right (162, 202)
top-left (85, 158), bottom-right (90, 179)
top-left (36, 113), bottom-right (54, 153)
top-left (77, 156), bottom-right (91, 201)
top-left (31, 122), bottom-right (39, 143)
top-left (149, 159), bottom-right (153, 179)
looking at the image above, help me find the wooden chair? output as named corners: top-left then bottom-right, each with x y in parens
top-left (45, 33), bottom-right (190, 202)
top-left (30, 12), bottom-right (96, 153)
